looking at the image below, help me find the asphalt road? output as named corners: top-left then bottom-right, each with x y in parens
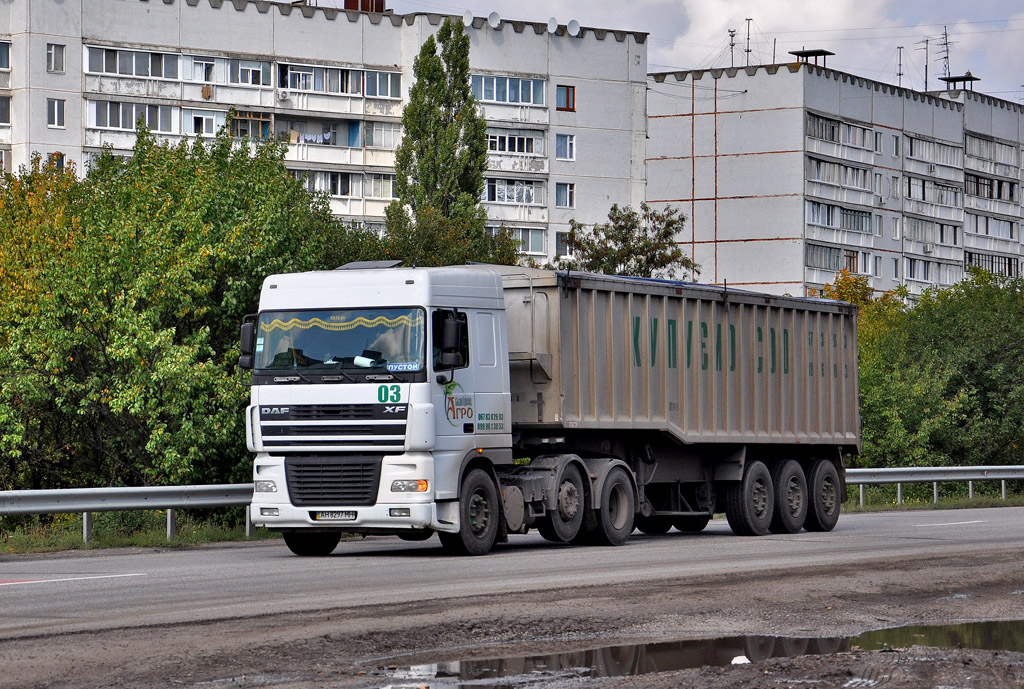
top-left (3, 506), bottom-right (1023, 641)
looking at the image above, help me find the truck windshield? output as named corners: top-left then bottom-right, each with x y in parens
top-left (254, 307), bottom-right (426, 377)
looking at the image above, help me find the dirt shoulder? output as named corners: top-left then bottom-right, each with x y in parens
top-left (4, 548), bottom-right (1023, 689)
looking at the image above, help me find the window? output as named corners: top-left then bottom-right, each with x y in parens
top-left (891, 175), bottom-right (900, 199)
top-left (93, 100), bottom-right (174, 133)
top-left (806, 244), bottom-right (841, 271)
top-left (555, 134), bottom-right (575, 160)
top-left (0, 95), bottom-right (9, 125)
top-left (487, 129), bottom-right (542, 155)
top-left (839, 208), bottom-right (871, 233)
top-left (364, 71), bottom-right (401, 99)
top-left (47, 98), bottom-right (65, 128)
top-left (326, 172), bottom-right (360, 198)
top-left (432, 310), bottom-right (469, 370)
top-left (87, 47), bottom-right (178, 79)
top-left (966, 173), bottom-right (1016, 202)
top-left (556, 85), bottom-right (575, 111)
top-left (874, 131), bottom-right (883, 153)
top-left (892, 257), bottom-right (900, 279)
top-left (806, 201), bottom-right (836, 227)
top-left (0, 41), bottom-right (10, 70)
top-left (892, 134), bottom-right (901, 157)
top-left (48, 152), bottom-right (64, 171)
top-left (46, 43), bottom-right (65, 73)
top-left (365, 121), bottom-right (401, 149)
top-left (873, 256), bottom-right (882, 278)
top-left (891, 217), bottom-right (900, 240)
top-left (843, 249), bottom-right (859, 273)
top-left (840, 122), bottom-right (871, 149)
top-left (0, 149), bottom-right (5, 173)
top-left (555, 182), bottom-right (575, 208)
top-left (874, 214), bottom-right (882, 237)
top-left (938, 223), bottom-right (960, 246)
top-left (906, 257), bottom-right (932, 282)
top-left (471, 75), bottom-right (545, 105)
top-left (966, 213), bottom-right (1015, 240)
top-left (873, 172), bottom-right (882, 195)
top-left (366, 173), bottom-right (396, 199)
top-left (965, 251), bottom-right (1019, 278)
top-left (278, 64), bottom-right (361, 94)
top-left (806, 113), bottom-right (838, 143)
top-left (192, 113), bottom-right (216, 136)
top-left (230, 111), bottom-right (272, 139)
top-left (555, 231), bottom-right (571, 258)
top-left (483, 178), bottom-right (542, 204)
top-left (192, 56), bottom-right (215, 82)
top-left (229, 59), bottom-right (270, 86)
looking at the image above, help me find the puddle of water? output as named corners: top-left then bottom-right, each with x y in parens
top-left (382, 620), bottom-right (1024, 688)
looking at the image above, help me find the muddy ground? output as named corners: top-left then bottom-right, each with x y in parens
top-left (5, 546), bottom-right (1024, 689)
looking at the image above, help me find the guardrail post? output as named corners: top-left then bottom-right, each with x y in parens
top-left (968, 481), bottom-right (974, 500)
top-left (933, 482), bottom-right (938, 503)
top-left (245, 505), bottom-right (253, 539)
top-left (166, 509), bottom-right (176, 540)
top-left (859, 484), bottom-right (865, 507)
top-left (83, 512), bottom-right (92, 544)
top-left (897, 483), bottom-right (903, 506)
top-left (1002, 480), bottom-right (1007, 500)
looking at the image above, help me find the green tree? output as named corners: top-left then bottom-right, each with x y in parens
top-left (385, 17), bottom-right (517, 266)
top-left (565, 203), bottom-right (698, 279)
top-left (0, 125), bottom-right (340, 491)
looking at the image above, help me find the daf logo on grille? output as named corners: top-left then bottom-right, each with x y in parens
top-left (261, 407), bottom-right (290, 415)
top-left (383, 405), bottom-right (407, 414)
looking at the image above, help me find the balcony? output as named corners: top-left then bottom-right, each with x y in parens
top-left (277, 90), bottom-right (366, 117)
top-left (487, 153), bottom-right (548, 175)
top-left (965, 155), bottom-right (1018, 181)
top-left (483, 202), bottom-right (548, 225)
top-left (965, 195), bottom-right (1021, 219)
top-left (480, 103), bottom-right (549, 127)
top-left (283, 143), bottom-right (365, 166)
top-left (902, 198), bottom-right (964, 223)
top-left (804, 137), bottom-right (876, 166)
top-left (84, 128), bottom-right (181, 151)
top-left (364, 148), bottom-right (396, 168)
top-left (84, 74), bottom-right (182, 100)
top-left (804, 224), bottom-right (873, 248)
top-left (0, 124), bottom-right (10, 145)
top-left (805, 181), bottom-right (874, 208)
top-left (182, 83), bottom-right (275, 109)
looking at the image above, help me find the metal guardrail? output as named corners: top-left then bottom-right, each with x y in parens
top-left (1, 468), bottom-right (1021, 544)
top-left (0, 484), bottom-right (254, 543)
top-left (846, 466), bottom-right (1024, 506)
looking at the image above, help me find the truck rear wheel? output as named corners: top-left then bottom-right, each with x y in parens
top-left (439, 468), bottom-right (501, 555)
top-left (537, 463), bottom-right (585, 543)
top-left (282, 531), bottom-right (341, 556)
top-left (725, 460), bottom-right (774, 536)
top-left (672, 515), bottom-right (710, 533)
top-left (769, 460), bottom-right (808, 534)
top-left (634, 516), bottom-right (673, 534)
top-left (591, 467), bottom-right (635, 546)
top-left (805, 459), bottom-right (841, 532)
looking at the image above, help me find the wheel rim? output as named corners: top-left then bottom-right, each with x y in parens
top-left (820, 476), bottom-right (837, 515)
top-left (468, 490), bottom-right (491, 534)
top-left (557, 478), bottom-right (580, 520)
top-left (786, 476), bottom-right (804, 516)
top-left (752, 476), bottom-right (769, 519)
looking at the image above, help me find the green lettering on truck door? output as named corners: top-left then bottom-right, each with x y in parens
top-left (667, 320), bottom-right (677, 369)
top-left (633, 316), bottom-right (641, 367)
top-left (650, 318), bottom-right (658, 367)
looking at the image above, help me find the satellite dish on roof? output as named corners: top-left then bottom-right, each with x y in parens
top-left (487, 11), bottom-right (501, 29)
top-left (547, 17), bottom-right (558, 34)
top-left (567, 19), bottom-right (580, 37)
top-left (463, 10), bottom-right (473, 26)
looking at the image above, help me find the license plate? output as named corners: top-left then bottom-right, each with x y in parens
top-left (315, 511), bottom-right (356, 521)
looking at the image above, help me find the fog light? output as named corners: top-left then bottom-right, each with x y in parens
top-left (260, 507), bottom-right (280, 516)
top-left (254, 480), bottom-right (277, 493)
top-left (391, 479), bottom-right (429, 493)
top-left (389, 508), bottom-right (411, 517)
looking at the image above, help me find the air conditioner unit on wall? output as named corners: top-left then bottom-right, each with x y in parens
top-left (928, 164), bottom-right (937, 174)
top-left (277, 89), bottom-right (290, 101)
top-left (875, 195), bottom-right (885, 206)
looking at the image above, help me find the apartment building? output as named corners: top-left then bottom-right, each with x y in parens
top-left (0, 0), bottom-right (647, 264)
top-left (646, 61), bottom-right (1024, 297)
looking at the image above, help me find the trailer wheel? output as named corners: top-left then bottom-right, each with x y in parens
top-left (672, 515), bottom-right (710, 533)
top-left (537, 463), bottom-right (585, 543)
top-left (592, 467), bottom-right (635, 546)
top-left (439, 468), bottom-right (501, 555)
top-left (282, 531), bottom-right (341, 556)
top-left (634, 516), bottom-right (673, 534)
top-left (805, 460), bottom-right (841, 532)
top-left (769, 460), bottom-right (808, 534)
top-left (725, 460), bottom-right (774, 536)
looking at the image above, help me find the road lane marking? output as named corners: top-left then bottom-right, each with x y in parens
top-left (918, 520), bottom-right (987, 527)
top-left (0, 573), bottom-right (147, 587)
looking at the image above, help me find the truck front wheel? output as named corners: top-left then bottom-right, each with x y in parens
top-left (439, 468), bottom-right (501, 556)
top-left (282, 531), bottom-right (341, 556)
top-left (537, 463), bottom-right (585, 543)
top-left (725, 460), bottom-right (774, 536)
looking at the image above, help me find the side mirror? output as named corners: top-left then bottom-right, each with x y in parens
top-left (239, 321), bottom-right (255, 370)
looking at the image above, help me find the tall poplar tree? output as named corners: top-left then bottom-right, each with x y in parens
top-left (385, 17), bottom-right (516, 266)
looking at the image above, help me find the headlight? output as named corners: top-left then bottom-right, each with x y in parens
top-left (391, 479), bottom-right (429, 493)
top-left (254, 480), bottom-right (277, 493)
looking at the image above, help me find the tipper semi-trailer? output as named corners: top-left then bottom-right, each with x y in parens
top-left (239, 263), bottom-right (860, 556)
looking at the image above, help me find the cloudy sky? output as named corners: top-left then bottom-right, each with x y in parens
top-left (384, 0), bottom-right (1024, 101)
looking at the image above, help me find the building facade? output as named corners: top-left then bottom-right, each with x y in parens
top-left (647, 62), bottom-right (1024, 297)
top-left (0, 0), bottom-right (648, 265)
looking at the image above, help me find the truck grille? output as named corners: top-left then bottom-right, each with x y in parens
top-left (260, 404), bottom-right (407, 451)
top-left (285, 455), bottom-right (381, 507)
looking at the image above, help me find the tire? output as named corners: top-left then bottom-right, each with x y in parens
top-left (438, 468), bottom-right (501, 555)
top-left (769, 460), bottom-right (808, 534)
top-left (591, 467), bottom-right (635, 546)
top-left (537, 463), bottom-right (585, 543)
top-left (397, 529), bottom-right (435, 542)
top-left (672, 515), bottom-right (710, 533)
top-left (634, 515), bottom-right (673, 534)
top-left (805, 459), bottom-right (841, 532)
top-left (282, 531), bottom-right (341, 556)
top-left (725, 460), bottom-right (774, 536)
